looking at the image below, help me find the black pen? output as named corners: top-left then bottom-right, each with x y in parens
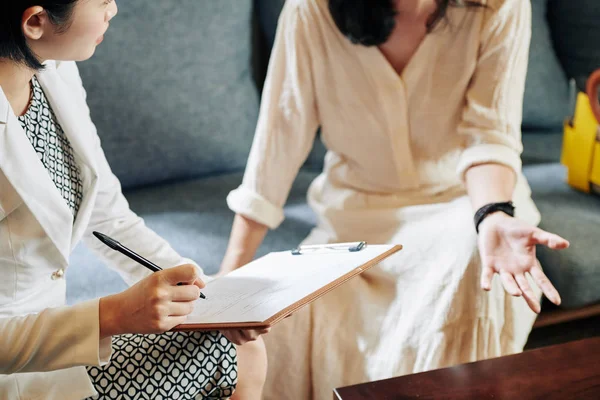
top-left (93, 231), bottom-right (206, 299)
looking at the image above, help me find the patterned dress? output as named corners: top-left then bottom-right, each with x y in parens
top-left (18, 76), bottom-right (237, 400)
top-left (18, 76), bottom-right (84, 219)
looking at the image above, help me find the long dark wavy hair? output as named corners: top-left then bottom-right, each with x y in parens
top-left (329, 0), bottom-right (486, 46)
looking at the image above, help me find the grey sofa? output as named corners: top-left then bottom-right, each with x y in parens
top-left (68, 0), bottom-right (600, 332)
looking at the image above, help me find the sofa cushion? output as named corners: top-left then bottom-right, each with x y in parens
top-left (548, 0), bottom-right (600, 92)
top-left (524, 163), bottom-right (600, 309)
top-left (256, 0), bottom-right (286, 48)
top-left (522, 0), bottom-right (570, 131)
top-left (67, 171), bottom-right (318, 305)
top-left (78, 0), bottom-right (259, 189)
top-left (521, 130), bottom-right (563, 165)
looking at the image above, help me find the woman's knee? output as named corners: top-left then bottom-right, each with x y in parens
top-left (232, 337), bottom-right (268, 400)
top-left (239, 337), bottom-right (268, 379)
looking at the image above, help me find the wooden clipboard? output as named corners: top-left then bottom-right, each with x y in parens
top-left (172, 244), bottom-right (402, 332)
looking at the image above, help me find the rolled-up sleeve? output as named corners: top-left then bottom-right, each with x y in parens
top-left (227, 1), bottom-right (320, 229)
top-left (456, 0), bottom-right (531, 181)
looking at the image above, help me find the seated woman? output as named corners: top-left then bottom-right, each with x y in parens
top-left (219, 0), bottom-right (570, 399)
top-left (0, 1), bottom-right (267, 399)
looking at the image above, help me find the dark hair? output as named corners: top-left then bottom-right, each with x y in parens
top-left (329, 0), bottom-right (485, 46)
top-left (0, 1), bottom-right (78, 70)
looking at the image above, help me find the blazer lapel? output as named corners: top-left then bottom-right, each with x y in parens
top-left (0, 87), bottom-right (73, 264)
top-left (36, 63), bottom-right (100, 252)
top-left (0, 61), bottom-right (102, 263)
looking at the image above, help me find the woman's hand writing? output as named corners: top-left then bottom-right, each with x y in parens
top-left (99, 264), bottom-right (204, 338)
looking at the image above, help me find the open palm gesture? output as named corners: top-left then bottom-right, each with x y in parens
top-left (478, 212), bottom-right (570, 313)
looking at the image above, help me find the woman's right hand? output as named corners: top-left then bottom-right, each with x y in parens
top-left (99, 264), bottom-right (204, 338)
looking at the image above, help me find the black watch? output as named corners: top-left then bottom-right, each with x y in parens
top-left (474, 201), bottom-right (515, 234)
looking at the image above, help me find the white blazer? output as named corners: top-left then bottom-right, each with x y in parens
top-left (0, 61), bottom-right (203, 400)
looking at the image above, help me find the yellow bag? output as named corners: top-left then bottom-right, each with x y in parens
top-left (561, 69), bottom-right (600, 194)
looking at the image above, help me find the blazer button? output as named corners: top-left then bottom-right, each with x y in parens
top-left (51, 268), bottom-right (65, 280)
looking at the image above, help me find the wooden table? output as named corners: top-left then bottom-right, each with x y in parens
top-left (334, 337), bottom-right (600, 399)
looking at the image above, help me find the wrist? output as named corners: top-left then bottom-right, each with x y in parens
top-left (474, 201), bottom-right (515, 234)
top-left (99, 294), bottom-right (122, 339)
top-left (220, 256), bottom-right (248, 274)
top-left (477, 210), bottom-right (511, 232)
top-left (222, 246), bottom-right (255, 268)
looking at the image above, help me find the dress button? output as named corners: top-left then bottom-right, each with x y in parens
top-left (51, 268), bottom-right (65, 280)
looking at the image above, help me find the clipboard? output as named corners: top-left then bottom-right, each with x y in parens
top-left (173, 243), bottom-right (402, 331)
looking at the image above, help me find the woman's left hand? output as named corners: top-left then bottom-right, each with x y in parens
top-left (478, 212), bottom-right (570, 314)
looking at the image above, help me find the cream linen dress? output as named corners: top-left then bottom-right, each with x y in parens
top-left (227, 0), bottom-right (541, 398)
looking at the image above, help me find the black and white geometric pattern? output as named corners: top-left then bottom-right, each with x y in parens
top-left (17, 76), bottom-right (84, 219)
top-left (85, 331), bottom-right (237, 400)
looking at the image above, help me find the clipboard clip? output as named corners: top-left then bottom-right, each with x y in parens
top-left (291, 241), bottom-right (367, 255)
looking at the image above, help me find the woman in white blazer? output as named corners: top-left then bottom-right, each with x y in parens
top-left (0, 1), bottom-right (268, 399)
